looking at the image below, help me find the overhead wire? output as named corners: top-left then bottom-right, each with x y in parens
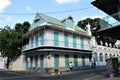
top-left (0, 7), bottom-right (94, 16)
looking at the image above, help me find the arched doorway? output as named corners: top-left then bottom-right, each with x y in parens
top-left (105, 53), bottom-right (108, 60)
top-left (99, 53), bottom-right (103, 62)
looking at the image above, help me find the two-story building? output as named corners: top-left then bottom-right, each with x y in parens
top-left (22, 13), bottom-right (92, 72)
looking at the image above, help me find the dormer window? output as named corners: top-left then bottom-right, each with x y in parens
top-left (61, 16), bottom-right (74, 29)
top-left (67, 19), bottom-right (73, 28)
top-left (34, 19), bottom-right (40, 23)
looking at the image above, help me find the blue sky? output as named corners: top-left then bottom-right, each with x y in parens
top-left (0, 0), bottom-right (107, 28)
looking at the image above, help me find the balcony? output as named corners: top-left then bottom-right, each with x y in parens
top-left (22, 39), bottom-right (91, 51)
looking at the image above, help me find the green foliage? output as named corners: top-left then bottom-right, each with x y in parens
top-left (77, 18), bottom-right (116, 47)
top-left (0, 21), bottom-right (30, 60)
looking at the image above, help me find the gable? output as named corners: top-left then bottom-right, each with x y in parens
top-left (61, 16), bottom-right (74, 28)
top-left (29, 13), bottom-right (46, 31)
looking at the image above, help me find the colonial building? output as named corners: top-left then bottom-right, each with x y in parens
top-left (91, 37), bottom-right (120, 66)
top-left (22, 13), bottom-right (92, 72)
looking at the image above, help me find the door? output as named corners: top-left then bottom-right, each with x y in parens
top-left (54, 54), bottom-right (59, 69)
top-left (40, 55), bottom-right (44, 72)
top-left (74, 55), bottom-right (78, 69)
top-left (30, 56), bottom-right (33, 71)
top-left (35, 55), bottom-right (38, 71)
top-left (82, 55), bottom-right (85, 67)
top-left (65, 55), bottom-right (69, 71)
top-left (26, 57), bottom-right (28, 70)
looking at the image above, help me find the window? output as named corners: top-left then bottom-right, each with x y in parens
top-left (109, 54), bottom-right (112, 58)
top-left (80, 37), bottom-right (84, 49)
top-left (67, 19), bottom-right (73, 28)
top-left (54, 32), bottom-right (59, 46)
top-left (113, 54), bottom-right (116, 57)
top-left (34, 19), bottom-right (40, 28)
top-left (117, 54), bottom-right (119, 58)
top-left (105, 53), bottom-right (108, 60)
top-left (64, 33), bottom-right (68, 47)
top-left (99, 53), bottom-right (103, 62)
top-left (93, 53), bottom-right (98, 61)
top-left (73, 35), bottom-right (76, 48)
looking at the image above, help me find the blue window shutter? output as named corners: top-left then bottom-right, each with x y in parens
top-left (67, 19), bottom-right (73, 28)
top-left (30, 56), bottom-right (33, 71)
top-left (31, 36), bottom-right (34, 48)
top-left (35, 34), bottom-right (38, 46)
top-left (54, 32), bottom-right (59, 46)
top-left (74, 55), bottom-right (78, 69)
top-left (40, 55), bottom-right (44, 72)
top-left (73, 35), bottom-right (76, 48)
top-left (35, 55), bottom-right (38, 71)
top-left (41, 32), bottom-right (44, 45)
top-left (65, 55), bottom-right (69, 71)
top-left (54, 54), bottom-right (59, 69)
top-left (81, 37), bottom-right (84, 49)
top-left (26, 58), bottom-right (28, 70)
top-left (64, 33), bottom-right (68, 47)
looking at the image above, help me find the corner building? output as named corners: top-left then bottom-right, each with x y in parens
top-left (22, 13), bottom-right (92, 72)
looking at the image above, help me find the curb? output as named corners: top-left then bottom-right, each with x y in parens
top-left (85, 74), bottom-right (107, 80)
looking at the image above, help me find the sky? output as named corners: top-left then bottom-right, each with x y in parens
top-left (0, 0), bottom-right (107, 28)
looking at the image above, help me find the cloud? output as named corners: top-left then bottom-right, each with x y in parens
top-left (0, 0), bottom-right (11, 13)
top-left (5, 16), bottom-right (12, 22)
top-left (26, 6), bottom-right (31, 11)
top-left (80, 15), bottom-right (103, 20)
top-left (55, 0), bottom-right (80, 4)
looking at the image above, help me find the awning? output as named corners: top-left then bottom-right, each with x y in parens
top-left (97, 24), bottom-right (120, 40)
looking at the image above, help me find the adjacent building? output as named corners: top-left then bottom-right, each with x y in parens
top-left (91, 37), bottom-right (120, 66)
top-left (22, 13), bottom-right (92, 72)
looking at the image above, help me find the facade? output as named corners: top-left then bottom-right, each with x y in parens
top-left (91, 37), bottom-right (120, 66)
top-left (22, 13), bottom-right (92, 72)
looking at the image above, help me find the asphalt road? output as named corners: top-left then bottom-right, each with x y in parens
top-left (0, 69), bottom-right (106, 80)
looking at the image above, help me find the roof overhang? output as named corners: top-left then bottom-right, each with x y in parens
top-left (91, 0), bottom-right (119, 21)
top-left (97, 24), bottom-right (120, 40)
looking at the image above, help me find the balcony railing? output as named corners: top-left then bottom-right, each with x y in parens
top-left (100, 12), bottom-right (120, 29)
top-left (22, 39), bottom-right (91, 51)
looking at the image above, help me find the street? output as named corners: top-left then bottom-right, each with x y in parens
top-left (0, 68), bottom-right (107, 80)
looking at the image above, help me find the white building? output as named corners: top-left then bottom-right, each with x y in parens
top-left (91, 37), bottom-right (120, 66)
top-left (22, 13), bottom-right (92, 72)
